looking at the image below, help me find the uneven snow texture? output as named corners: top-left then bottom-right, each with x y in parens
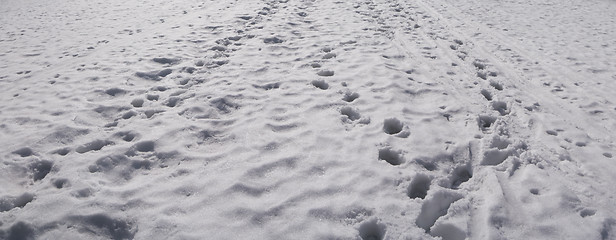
top-left (1, 0), bottom-right (616, 239)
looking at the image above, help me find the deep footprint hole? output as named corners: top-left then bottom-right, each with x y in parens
top-left (378, 148), bottom-right (403, 166)
top-left (408, 174), bottom-right (431, 199)
top-left (478, 115), bottom-right (497, 131)
top-left (358, 218), bottom-right (386, 240)
top-left (450, 165), bottom-right (472, 189)
top-left (415, 191), bottom-right (463, 232)
top-left (383, 118), bottom-right (403, 135)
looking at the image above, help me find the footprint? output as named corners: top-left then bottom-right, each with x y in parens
top-left (132, 141), bottom-right (155, 153)
top-left (66, 214), bottom-right (136, 240)
top-left (12, 147), bottom-right (34, 157)
top-left (131, 98), bottom-right (144, 108)
top-left (415, 158), bottom-right (438, 171)
top-left (73, 188), bottom-right (94, 198)
top-left (343, 92), bottom-right (359, 102)
top-left (477, 71), bottom-right (488, 80)
top-left (228, 36), bottom-right (242, 41)
top-left (383, 118), bottom-right (403, 135)
top-left (210, 60), bottom-right (229, 67)
top-left (416, 190), bottom-right (463, 232)
top-left (473, 60), bottom-right (486, 70)
top-left (104, 88), bottom-right (126, 96)
top-left (152, 57), bottom-right (180, 65)
top-left (178, 78), bottom-right (190, 85)
top-left (5, 222), bottom-right (35, 240)
top-left (491, 101), bottom-right (509, 115)
top-left (29, 160), bottom-right (53, 181)
top-left (145, 109), bottom-right (164, 118)
top-left (227, 183), bottom-right (268, 197)
top-left (524, 102), bottom-right (540, 111)
top-left (146, 94), bottom-right (159, 101)
top-left (317, 70), bottom-right (335, 77)
top-left (210, 45), bottom-right (227, 52)
top-left (75, 140), bottom-right (114, 153)
top-left (378, 148), bottom-right (404, 166)
top-left (53, 178), bottom-right (70, 189)
top-left (447, 165), bottom-right (472, 189)
top-left (477, 115), bottom-right (497, 131)
top-left (94, 105), bottom-right (131, 119)
top-left (122, 111), bottom-right (137, 119)
top-left (0, 193), bottom-right (34, 212)
top-left (601, 218), bottom-right (616, 239)
top-left (114, 131), bottom-right (138, 142)
top-left (88, 154), bottom-right (151, 180)
top-left (481, 148), bottom-right (512, 166)
top-left (52, 147), bottom-right (71, 156)
top-left (480, 89), bottom-right (493, 101)
top-left (575, 142), bottom-right (587, 147)
top-left (358, 218), bottom-right (386, 240)
top-left (264, 37), bottom-right (284, 44)
top-left (154, 86), bottom-right (169, 91)
top-left (407, 174), bottom-right (431, 199)
top-left (340, 106), bottom-right (361, 121)
top-left (430, 223), bottom-right (466, 240)
top-left (135, 69), bottom-right (172, 81)
top-left (490, 80), bottom-right (503, 91)
top-left (322, 52), bottom-right (336, 59)
top-left (253, 82), bottom-right (281, 90)
top-left (311, 80), bottom-right (329, 90)
top-left (210, 97), bottom-right (239, 114)
top-left (579, 208), bottom-right (596, 218)
top-left (165, 97), bottom-right (181, 107)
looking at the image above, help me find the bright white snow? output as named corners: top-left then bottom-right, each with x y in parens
top-left (1, 0), bottom-right (616, 239)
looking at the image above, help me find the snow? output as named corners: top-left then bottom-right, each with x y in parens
top-left (1, 0), bottom-right (616, 239)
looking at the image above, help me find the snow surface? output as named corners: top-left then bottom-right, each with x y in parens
top-left (1, 0), bottom-right (616, 239)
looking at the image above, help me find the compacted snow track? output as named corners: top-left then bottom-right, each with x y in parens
top-left (1, 0), bottom-right (615, 239)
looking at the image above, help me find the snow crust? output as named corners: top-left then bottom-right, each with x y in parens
top-left (1, 0), bottom-right (616, 239)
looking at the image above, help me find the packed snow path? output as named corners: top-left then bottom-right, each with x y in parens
top-left (1, 0), bottom-right (616, 239)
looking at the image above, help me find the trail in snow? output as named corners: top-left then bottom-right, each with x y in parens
top-left (1, 0), bottom-right (615, 239)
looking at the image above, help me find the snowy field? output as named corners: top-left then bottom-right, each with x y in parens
top-left (1, 0), bottom-right (616, 239)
